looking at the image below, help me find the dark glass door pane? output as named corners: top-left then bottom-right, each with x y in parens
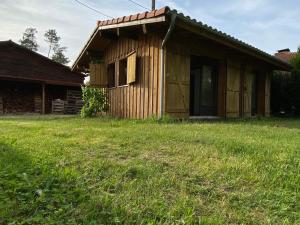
top-left (251, 74), bottom-right (258, 116)
top-left (190, 57), bottom-right (218, 116)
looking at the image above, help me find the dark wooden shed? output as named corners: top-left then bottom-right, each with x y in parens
top-left (73, 7), bottom-right (291, 119)
top-left (0, 40), bottom-right (84, 114)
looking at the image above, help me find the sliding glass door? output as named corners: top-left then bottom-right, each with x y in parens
top-left (190, 56), bottom-right (218, 116)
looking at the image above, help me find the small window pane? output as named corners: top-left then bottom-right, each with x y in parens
top-left (108, 63), bottom-right (115, 88)
top-left (119, 58), bottom-right (127, 86)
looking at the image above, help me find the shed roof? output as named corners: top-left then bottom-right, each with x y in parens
top-left (73, 6), bottom-right (291, 71)
top-left (275, 51), bottom-right (297, 63)
top-left (0, 40), bottom-right (84, 86)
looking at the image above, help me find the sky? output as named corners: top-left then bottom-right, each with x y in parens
top-left (1, 0), bottom-right (299, 66)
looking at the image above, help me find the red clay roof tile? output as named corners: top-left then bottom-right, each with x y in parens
top-left (131, 14), bottom-right (138, 21)
top-left (147, 10), bottom-right (155, 18)
top-left (138, 12), bottom-right (146, 20)
top-left (275, 52), bottom-right (297, 62)
top-left (124, 15), bottom-right (131, 22)
top-left (155, 7), bottom-right (167, 16)
top-left (117, 17), bottom-right (124, 23)
top-left (97, 7), bottom-right (169, 27)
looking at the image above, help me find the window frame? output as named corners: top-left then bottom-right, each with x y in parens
top-left (107, 51), bottom-right (137, 89)
top-left (118, 57), bottom-right (128, 87)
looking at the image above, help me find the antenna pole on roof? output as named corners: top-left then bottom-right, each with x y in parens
top-left (152, 0), bottom-right (155, 10)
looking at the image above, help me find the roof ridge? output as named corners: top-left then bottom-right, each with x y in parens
top-left (97, 6), bottom-right (169, 26)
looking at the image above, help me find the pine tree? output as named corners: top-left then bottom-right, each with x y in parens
top-left (51, 46), bottom-right (70, 65)
top-left (19, 27), bottom-right (38, 51)
top-left (44, 29), bottom-right (60, 57)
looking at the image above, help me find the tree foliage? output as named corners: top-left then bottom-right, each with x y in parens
top-left (271, 47), bottom-right (300, 116)
top-left (44, 29), bottom-right (70, 65)
top-left (19, 27), bottom-right (38, 51)
top-left (291, 47), bottom-right (300, 71)
top-left (51, 46), bottom-right (70, 65)
top-left (44, 29), bottom-right (61, 57)
top-left (80, 86), bottom-right (108, 118)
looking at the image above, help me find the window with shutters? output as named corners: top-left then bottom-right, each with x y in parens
top-left (114, 52), bottom-right (137, 87)
top-left (107, 63), bottom-right (116, 88)
top-left (127, 52), bottom-right (137, 84)
top-left (89, 63), bottom-right (107, 88)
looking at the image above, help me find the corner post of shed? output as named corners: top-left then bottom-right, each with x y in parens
top-left (42, 83), bottom-right (46, 114)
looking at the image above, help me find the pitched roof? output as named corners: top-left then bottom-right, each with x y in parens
top-left (275, 51), bottom-right (297, 63)
top-left (0, 40), bottom-right (84, 86)
top-left (73, 6), bottom-right (291, 71)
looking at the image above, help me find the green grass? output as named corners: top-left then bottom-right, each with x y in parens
top-left (0, 116), bottom-right (299, 224)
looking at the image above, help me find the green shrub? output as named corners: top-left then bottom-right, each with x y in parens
top-left (271, 48), bottom-right (300, 116)
top-left (81, 86), bottom-right (108, 118)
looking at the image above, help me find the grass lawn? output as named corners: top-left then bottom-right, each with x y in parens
top-left (0, 116), bottom-right (299, 224)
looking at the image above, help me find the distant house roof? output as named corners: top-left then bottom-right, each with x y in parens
top-left (73, 6), bottom-right (291, 71)
top-left (0, 40), bottom-right (84, 86)
top-left (275, 49), bottom-right (297, 63)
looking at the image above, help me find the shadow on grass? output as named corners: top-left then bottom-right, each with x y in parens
top-left (0, 142), bottom-right (140, 225)
top-left (0, 114), bottom-right (79, 121)
top-left (183, 117), bottom-right (300, 130)
top-left (0, 142), bottom-right (87, 224)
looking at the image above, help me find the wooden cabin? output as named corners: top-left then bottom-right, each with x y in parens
top-left (73, 7), bottom-right (291, 119)
top-left (0, 40), bottom-right (84, 114)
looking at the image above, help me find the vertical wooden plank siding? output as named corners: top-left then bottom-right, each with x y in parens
top-left (257, 73), bottom-right (266, 116)
top-left (139, 35), bottom-right (145, 119)
top-left (143, 36), bottom-right (151, 118)
top-left (101, 32), bottom-right (272, 119)
top-left (153, 36), bottom-right (159, 115)
top-left (243, 68), bottom-right (253, 117)
top-left (148, 36), bottom-right (154, 117)
top-left (226, 60), bottom-right (241, 118)
top-left (42, 83), bottom-right (45, 114)
top-left (265, 72), bottom-right (271, 116)
top-left (217, 60), bottom-right (227, 117)
top-left (165, 48), bottom-right (190, 118)
top-left (104, 34), bottom-right (161, 119)
top-left (239, 64), bottom-right (245, 117)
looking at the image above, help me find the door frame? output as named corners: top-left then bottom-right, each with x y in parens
top-left (189, 55), bottom-right (219, 117)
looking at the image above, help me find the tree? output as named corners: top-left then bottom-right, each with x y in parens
top-left (51, 46), bottom-right (70, 65)
top-left (44, 29), bottom-right (60, 57)
top-left (291, 47), bottom-right (300, 71)
top-left (19, 27), bottom-right (38, 51)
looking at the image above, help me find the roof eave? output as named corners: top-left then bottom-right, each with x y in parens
top-left (72, 26), bottom-right (99, 71)
top-left (72, 15), bottom-right (167, 71)
top-left (173, 13), bottom-right (292, 71)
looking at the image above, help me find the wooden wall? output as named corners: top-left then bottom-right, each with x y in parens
top-left (243, 67), bottom-right (254, 117)
top-left (165, 48), bottom-right (190, 118)
top-left (226, 60), bottom-right (271, 118)
top-left (98, 29), bottom-right (272, 119)
top-left (265, 73), bottom-right (271, 116)
top-left (165, 33), bottom-right (272, 119)
top-left (0, 41), bottom-right (84, 85)
top-left (0, 80), bottom-right (79, 114)
top-left (104, 34), bottom-right (162, 119)
top-left (226, 60), bottom-right (241, 118)
top-left (165, 38), bottom-right (228, 119)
